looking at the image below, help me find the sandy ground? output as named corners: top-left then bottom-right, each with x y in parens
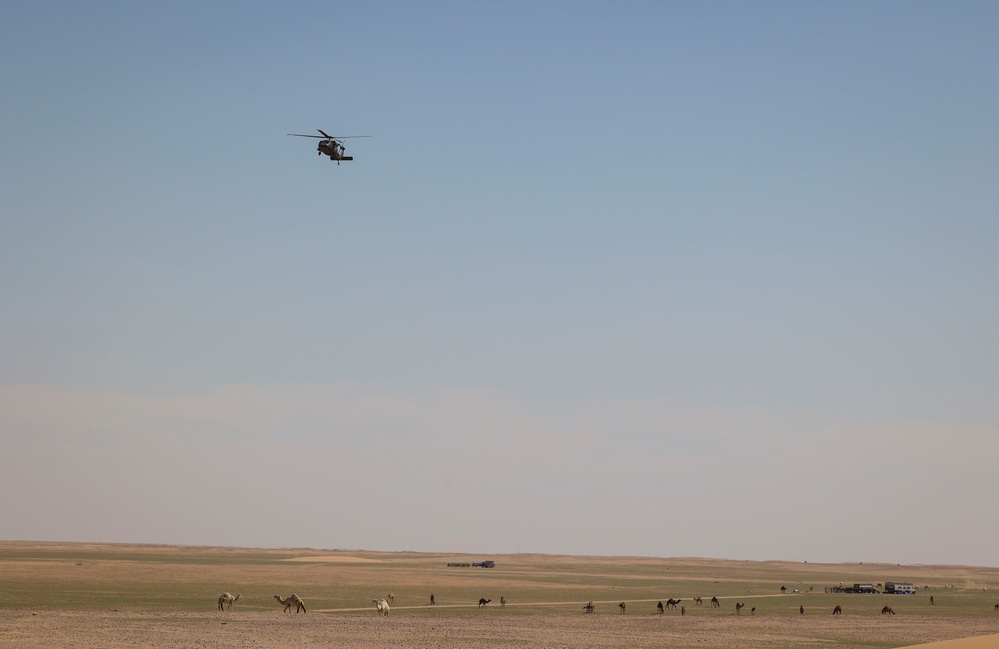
top-left (4, 609), bottom-right (999, 649)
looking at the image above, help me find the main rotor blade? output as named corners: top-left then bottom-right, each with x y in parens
top-left (317, 129), bottom-right (332, 138)
top-left (288, 133), bottom-right (324, 138)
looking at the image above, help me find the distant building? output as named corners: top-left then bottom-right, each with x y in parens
top-left (884, 581), bottom-right (916, 594)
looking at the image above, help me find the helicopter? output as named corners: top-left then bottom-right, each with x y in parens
top-left (287, 129), bottom-right (370, 164)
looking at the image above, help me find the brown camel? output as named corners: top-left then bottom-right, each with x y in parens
top-left (274, 594), bottom-right (306, 614)
top-left (710, 596), bottom-right (720, 608)
top-left (682, 606), bottom-right (687, 615)
top-left (217, 592), bottom-right (239, 611)
top-left (693, 597), bottom-right (703, 605)
top-left (833, 605), bottom-right (842, 615)
top-left (618, 601), bottom-right (627, 615)
top-left (387, 593), bottom-right (395, 604)
top-left (666, 598), bottom-right (681, 610)
top-left (800, 605), bottom-right (805, 615)
top-left (500, 596), bottom-right (507, 607)
top-left (736, 602), bottom-right (745, 615)
top-left (751, 607), bottom-right (756, 615)
top-left (430, 594), bottom-right (436, 605)
top-left (930, 596), bottom-right (934, 605)
top-left (882, 606), bottom-right (895, 615)
top-left (583, 601), bottom-right (595, 614)
top-left (657, 601), bottom-right (664, 614)
top-left (478, 598), bottom-right (491, 608)
top-left (780, 585), bottom-right (787, 593)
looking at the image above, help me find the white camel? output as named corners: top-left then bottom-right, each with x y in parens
top-left (373, 598), bottom-right (390, 616)
top-left (217, 592), bottom-right (240, 611)
top-left (274, 594), bottom-right (307, 613)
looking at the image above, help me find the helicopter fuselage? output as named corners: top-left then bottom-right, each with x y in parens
top-left (317, 139), bottom-right (353, 161)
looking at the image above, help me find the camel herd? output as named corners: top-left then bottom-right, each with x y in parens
top-left (214, 589), bottom-right (999, 617)
top-left (215, 592), bottom-right (507, 615)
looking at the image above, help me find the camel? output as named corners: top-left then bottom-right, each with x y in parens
top-left (500, 596), bottom-right (507, 607)
top-left (387, 593), bottom-right (395, 604)
top-left (618, 601), bottom-right (627, 614)
top-left (682, 606), bottom-right (686, 615)
top-left (930, 596), bottom-right (934, 605)
top-left (994, 603), bottom-right (998, 611)
top-left (833, 605), bottom-right (842, 615)
top-left (750, 607), bottom-right (756, 615)
top-left (710, 597), bottom-right (720, 608)
top-left (217, 593), bottom-right (240, 611)
top-left (478, 598), bottom-right (491, 608)
top-left (666, 598), bottom-right (681, 610)
top-left (800, 605), bottom-right (805, 615)
top-left (780, 585), bottom-right (786, 593)
top-left (882, 606), bottom-right (895, 615)
top-left (657, 601), bottom-right (664, 614)
top-left (372, 599), bottom-right (390, 616)
top-left (274, 594), bottom-right (306, 614)
top-left (693, 597), bottom-right (703, 605)
top-left (430, 594), bottom-right (436, 605)
top-left (583, 601), bottom-right (595, 614)
top-left (736, 602), bottom-right (744, 615)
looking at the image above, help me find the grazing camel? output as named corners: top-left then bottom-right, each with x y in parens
top-left (833, 605), bottom-right (842, 615)
top-left (274, 594), bottom-right (306, 613)
top-left (657, 601), bottom-right (664, 614)
top-left (372, 599), bottom-right (390, 616)
top-left (930, 596), bottom-right (934, 605)
top-left (430, 594), bottom-right (436, 605)
top-left (387, 593), bottom-right (395, 604)
top-left (478, 598), bottom-right (491, 608)
top-left (735, 602), bottom-right (744, 615)
top-left (217, 593), bottom-right (240, 611)
top-left (780, 585), bottom-right (787, 593)
top-left (583, 601), bottom-right (595, 614)
top-left (666, 598), bottom-right (681, 610)
top-left (710, 597), bottom-right (720, 608)
top-left (800, 605), bottom-right (805, 615)
top-left (618, 601), bottom-right (627, 615)
top-left (881, 606), bottom-right (895, 615)
top-left (500, 596), bottom-right (507, 607)
top-left (693, 597), bottom-right (703, 606)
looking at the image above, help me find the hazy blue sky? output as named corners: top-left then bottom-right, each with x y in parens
top-left (2, 1), bottom-right (997, 566)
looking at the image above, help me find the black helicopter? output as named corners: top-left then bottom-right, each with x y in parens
top-left (287, 129), bottom-right (370, 163)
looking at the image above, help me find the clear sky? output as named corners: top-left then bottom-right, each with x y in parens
top-left (2, 1), bottom-right (997, 566)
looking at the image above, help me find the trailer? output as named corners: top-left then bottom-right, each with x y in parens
top-left (885, 581), bottom-right (916, 594)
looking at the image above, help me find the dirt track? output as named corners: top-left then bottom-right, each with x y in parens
top-left (5, 609), bottom-right (999, 649)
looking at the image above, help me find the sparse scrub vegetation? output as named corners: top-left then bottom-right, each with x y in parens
top-left (2, 542), bottom-right (999, 648)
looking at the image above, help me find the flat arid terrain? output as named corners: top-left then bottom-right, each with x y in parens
top-left (2, 542), bottom-right (998, 648)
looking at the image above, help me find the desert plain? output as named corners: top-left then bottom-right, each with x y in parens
top-left (2, 541), bottom-right (998, 648)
